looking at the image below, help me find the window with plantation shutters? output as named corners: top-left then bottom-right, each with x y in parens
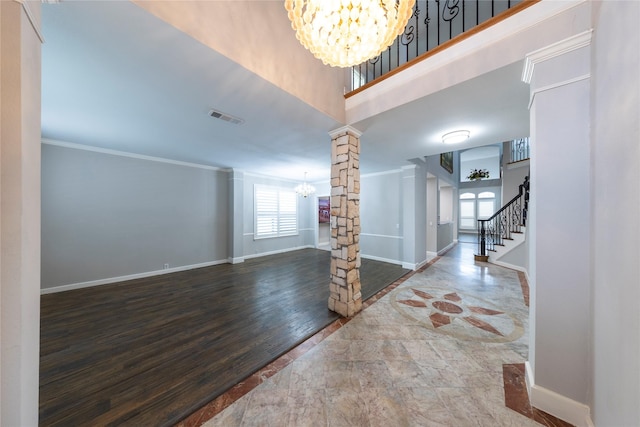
top-left (254, 185), bottom-right (298, 239)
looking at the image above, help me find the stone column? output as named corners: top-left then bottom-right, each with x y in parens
top-left (328, 126), bottom-right (362, 317)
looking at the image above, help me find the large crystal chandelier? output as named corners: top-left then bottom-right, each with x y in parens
top-left (284, 0), bottom-right (416, 68)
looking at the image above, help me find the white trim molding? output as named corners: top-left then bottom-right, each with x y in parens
top-left (360, 233), bottom-right (403, 240)
top-left (41, 259), bottom-right (229, 294)
top-left (360, 169), bottom-right (402, 179)
top-left (42, 139), bottom-right (227, 171)
top-left (522, 29), bottom-right (593, 84)
top-left (243, 245), bottom-right (315, 261)
top-left (329, 125), bottom-right (363, 139)
top-left (525, 362), bottom-right (595, 427)
top-left (492, 260), bottom-right (528, 273)
top-left (17, 0), bottom-right (45, 43)
top-left (527, 74), bottom-right (590, 110)
top-left (437, 242), bottom-right (456, 256)
top-left (402, 257), bottom-right (428, 271)
top-left (360, 253), bottom-right (402, 266)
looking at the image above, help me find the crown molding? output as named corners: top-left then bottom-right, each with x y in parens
top-left (41, 139), bottom-right (226, 171)
top-left (522, 29), bottom-right (593, 84)
top-left (15, 0), bottom-right (45, 43)
top-left (329, 125), bottom-right (363, 139)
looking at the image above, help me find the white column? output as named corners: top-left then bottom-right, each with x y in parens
top-left (522, 30), bottom-right (593, 425)
top-left (1, 1), bottom-right (42, 425)
top-left (228, 169), bottom-right (244, 263)
top-left (402, 163), bottom-right (427, 269)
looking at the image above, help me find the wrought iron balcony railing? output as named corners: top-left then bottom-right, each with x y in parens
top-left (349, 0), bottom-right (537, 93)
top-left (510, 137), bottom-right (530, 163)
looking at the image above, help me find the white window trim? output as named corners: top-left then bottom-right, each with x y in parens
top-left (254, 184), bottom-right (299, 240)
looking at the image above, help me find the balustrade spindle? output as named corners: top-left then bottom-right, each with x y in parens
top-left (476, 176), bottom-right (529, 259)
top-left (350, 0), bottom-right (531, 91)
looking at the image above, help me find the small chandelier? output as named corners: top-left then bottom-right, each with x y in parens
top-left (294, 172), bottom-right (316, 198)
top-left (284, 0), bottom-right (416, 68)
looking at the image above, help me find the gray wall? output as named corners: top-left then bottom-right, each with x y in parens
top-left (591, 1), bottom-right (640, 424)
top-left (436, 222), bottom-right (453, 252)
top-left (426, 177), bottom-right (438, 254)
top-left (359, 170), bottom-right (403, 264)
top-left (241, 173), bottom-right (315, 258)
top-left (41, 143), bottom-right (229, 289)
top-left (425, 152), bottom-right (459, 186)
top-left (501, 142), bottom-right (529, 203)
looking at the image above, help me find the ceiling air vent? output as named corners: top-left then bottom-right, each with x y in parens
top-left (208, 109), bottom-right (244, 125)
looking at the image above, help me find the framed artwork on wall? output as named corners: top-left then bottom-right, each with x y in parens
top-left (318, 197), bottom-right (330, 223)
top-left (440, 151), bottom-right (453, 174)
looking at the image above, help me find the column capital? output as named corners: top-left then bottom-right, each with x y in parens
top-left (522, 30), bottom-right (593, 84)
top-left (329, 125), bottom-right (363, 140)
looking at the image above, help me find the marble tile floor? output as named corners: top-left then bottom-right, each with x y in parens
top-left (181, 243), bottom-right (569, 427)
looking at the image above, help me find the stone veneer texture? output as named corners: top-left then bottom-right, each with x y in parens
top-left (328, 130), bottom-right (362, 317)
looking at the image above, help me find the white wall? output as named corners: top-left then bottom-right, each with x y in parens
top-left (135, 1), bottom-right (348, 123)
top-left (0, 1), bottom-right (42, 424)
top-left (590, 1), bottom-right (640, 425)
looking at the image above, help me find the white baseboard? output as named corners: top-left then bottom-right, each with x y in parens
top-left (360, 253), bottom-right (403, 266)
top-left (437, 242), bottom-right (456, 255)
top-left (524, 361), bottom-right (534, 400)
top-left (426, 251), bottom-right (438, 258)
top-left (243, 245), bottom-right (315, 260)
top-left (41, 259), bottom-right (229, 294)
top-left (228, 256), bottom-right (245, 264)
top-left (401, 257), bottom-right (428, 271)
top-left (526, 362), bottom-right (594, 427)
top-left (316, 243), bottom-right (331, 251)
top-left (492, 260), bottom-right (527, 273)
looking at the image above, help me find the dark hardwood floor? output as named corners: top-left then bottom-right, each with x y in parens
top-left (39, 249), bottom-right (409, 426)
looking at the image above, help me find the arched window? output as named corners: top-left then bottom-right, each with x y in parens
top-left (459, 192), bottom-right (496, 228)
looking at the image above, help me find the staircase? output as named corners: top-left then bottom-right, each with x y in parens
top-left (475, 176), bottom-right (530, 263)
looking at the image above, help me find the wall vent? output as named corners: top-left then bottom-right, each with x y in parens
top-left (208, 109), bottom-right (244, 125)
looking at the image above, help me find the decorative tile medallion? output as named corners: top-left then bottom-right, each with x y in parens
top-left (390, 286), bottom-right (523, 343)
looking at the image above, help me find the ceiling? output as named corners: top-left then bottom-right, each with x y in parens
top-left (41, 1), bottom-right (530, 183)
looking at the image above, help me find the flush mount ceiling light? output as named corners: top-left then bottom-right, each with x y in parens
top-left (294, 172), bottom-right (316, 198)
top-left (442, 130), bottom-right (470, 144)
top-left (284, 0), bottom-right (416, 68)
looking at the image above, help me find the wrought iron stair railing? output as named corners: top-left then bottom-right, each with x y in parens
top-left (477, 176), bottom-right (529, 257)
